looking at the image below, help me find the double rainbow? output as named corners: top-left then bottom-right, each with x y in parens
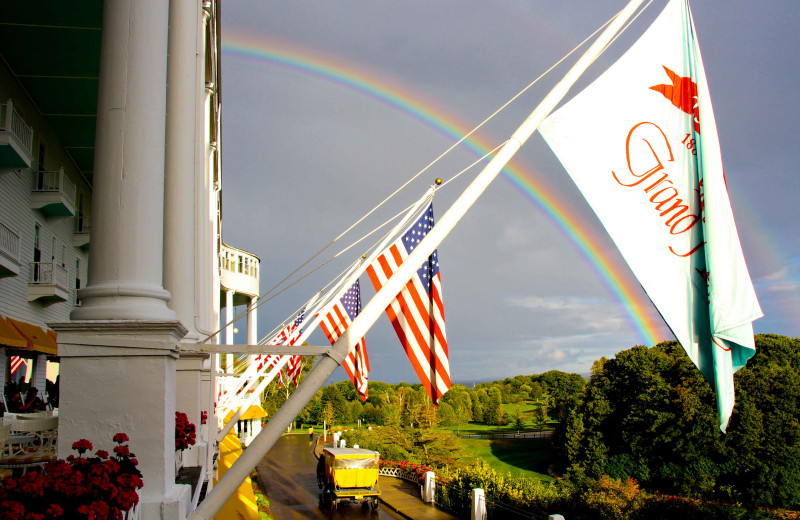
top-left (222, 34), bottom-right (665, 346)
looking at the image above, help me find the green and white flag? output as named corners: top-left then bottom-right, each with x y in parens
top-left (539, 0), bottom-right (762, 431)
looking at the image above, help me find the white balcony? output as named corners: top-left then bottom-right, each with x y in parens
top-left (0, 221), bottom-right (21, 278)
top-left (31, 168), bottom-right (76, 217)
top-left (28, 261), bottom-right (71, 305)
top-left (220, 243), bottom-right (260, 304)
top-left (72, 215), bottom-right (91, 250)
top-left (0, 99), bottom-right (34, 169)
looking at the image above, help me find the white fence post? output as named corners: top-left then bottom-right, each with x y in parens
top-left (471, 488), bottom-right (486, 520)
top-left (423, 471), bottom-right (435, 503)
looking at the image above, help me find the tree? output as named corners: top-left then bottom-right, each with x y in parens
top-left (321, 401), bottom-right (335, 428)
top-left (513, 405), bottom-right (525, 430)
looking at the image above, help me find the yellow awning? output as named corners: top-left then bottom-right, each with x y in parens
top-left (224, 404), bottom-right (267, 423)
top-left (0, 316), bottom-right (28, 349)
top-left (7, 318), bottom-right (58, 356)
top-left (214, 430), bottom-right (261, 520)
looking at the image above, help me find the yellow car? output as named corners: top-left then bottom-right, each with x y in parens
top-left (317, 447), bottom-right (381, 511)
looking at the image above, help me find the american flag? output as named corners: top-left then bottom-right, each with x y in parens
top-left (10, 355), bottom-right (27, 375)
top-left (320, 281), bottom-right (369, 401)
top-left (255, 307), bottom-right (306, 373)
top-left (366, 203), bottom-right (450, 404)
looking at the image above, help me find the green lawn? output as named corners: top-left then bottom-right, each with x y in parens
top-left (459, 437), bottom-right (554, 481)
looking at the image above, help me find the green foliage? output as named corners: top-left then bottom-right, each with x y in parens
top-left (581, 476), bottom-right (645, 520)
top-left (560, 335), bottom-right (800, 511)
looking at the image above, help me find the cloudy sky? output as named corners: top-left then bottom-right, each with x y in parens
top-left (218, 1), bottom-right (799, 386)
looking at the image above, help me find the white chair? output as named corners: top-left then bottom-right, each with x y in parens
top-left (1, 416), bottom-right (58, 472)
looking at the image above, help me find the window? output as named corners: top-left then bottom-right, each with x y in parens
top-left (33, 224), bottom-right (41, 281)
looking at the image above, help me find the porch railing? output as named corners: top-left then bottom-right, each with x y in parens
top-left (30, 262), bottom-right (70, 291)
top-left (75, 214), bottom-right (90, 234)
top-left (33, 168), bottom-right (76, 207)
top-left (0, 221), bottom-right (21, 263)
top-left (0, 99), bottom-right (34, 154)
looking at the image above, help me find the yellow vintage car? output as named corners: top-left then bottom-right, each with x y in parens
top-left (317, 447), bottom-right (381, 510)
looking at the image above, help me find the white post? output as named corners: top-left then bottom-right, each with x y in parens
top-left (471, 488), bottom-right (486, 520)
top-left (246, 296), bottom-right (258, 345)
top-left (423, 471), bottom-right (435, 503)
top-left (339, 439), bottom-right (346, 448)
top-left (548, 515), bottom-right (566, 520)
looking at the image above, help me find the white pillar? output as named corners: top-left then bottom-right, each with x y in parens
top-left (71, 0), bottom-right (176, 323)
top-left (423, 471), bottom-right (435, 503)
top-left (164, 0), bottom-right (201, 342)
top-left (225, 290), bottom-right (234, 373)
top-left (471, 488), bottom-right (486, 520)
top-left (52, 321), bottom-right (191, 520)
top-left (247, 296), bottom-right (258, 345)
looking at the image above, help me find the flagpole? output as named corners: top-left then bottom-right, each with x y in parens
top-left (188, 1), bottom-right (645, 517)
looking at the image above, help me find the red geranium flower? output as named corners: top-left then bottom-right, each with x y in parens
top-left (72, 439), bottom-right (93, 455)
top-left (112, 433), bottom-right (129, 444)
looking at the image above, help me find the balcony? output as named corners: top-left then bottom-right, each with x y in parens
top-left (28, 261), bottom-right (71, 306)
top-left (0, 99), bottom-right (34, 169)
top-left (72, 215), bottom-right (91, 250)
top-left (0, 221), bottom-right (21, 278)
top-left (31, 168), bottom-right (76, 217)
top-left (220, 243), bottom-right (260, 305)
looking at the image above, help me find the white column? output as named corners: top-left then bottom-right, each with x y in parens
top-left (472, 488), bottom-right (486, 520)
top-left (164, 0), bottom-right (201, 341)
top-left (247, 296), bottom-right (258, 345)
top-left (225, 290), bottom-right (234, 373)
top-left (72, 0), bottom-right (176, 322)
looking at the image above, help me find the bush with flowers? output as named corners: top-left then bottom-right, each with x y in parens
top-left (380, 459), bottom-right (435, 484)
top-left (175, 411), bottom-right (197, 451)
top-left (0, 432), bottom-right (143, 520)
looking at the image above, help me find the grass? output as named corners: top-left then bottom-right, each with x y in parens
top-left (459, 437), bottom-right (555, 482)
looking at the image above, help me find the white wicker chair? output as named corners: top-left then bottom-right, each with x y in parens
top-left (0, 416), bottom-right (58, 472)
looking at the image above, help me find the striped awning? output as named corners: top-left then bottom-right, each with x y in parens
top-left (0, 316), bottom-right (28, 349)
top-left (0, 316), bottom-right (58, 356)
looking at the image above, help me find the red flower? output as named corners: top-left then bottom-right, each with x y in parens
top-left (116, 488), bottom-right (140, 510)
top-left (18, 472), bottom-right (45, 497)
top-left (113, 445), bottom-right (130, 457)
top-left (24, 513), bottom-right (45, 520)
top-left (95, 450), bottom-right (109, 459)
top-left (72, 439), bottom-right (93, 455)
top-left (46, 504), bottom-right (65, 517)
top-left (112, 433), bottom-right (129, 444)
top-left (0, 501), bottom-right (26, 520)
top-left (117, 474), bottom-right (144, 490)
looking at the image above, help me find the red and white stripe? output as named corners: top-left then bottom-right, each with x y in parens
top-left (10, 356), bottom-right (26, 375)
top-left (320, 302), bottom-right (369, 401)
top-left (367, 241), bottom-right (450, 404)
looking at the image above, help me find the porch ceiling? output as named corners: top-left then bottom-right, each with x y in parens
top-left (0, 2), bottom-right (103, 184)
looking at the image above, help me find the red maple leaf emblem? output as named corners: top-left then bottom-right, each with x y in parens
top-left (650, 65), bottom-right (700, 133)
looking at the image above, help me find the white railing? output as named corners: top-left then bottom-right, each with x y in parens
top-left (30, 262), bottom-right (70, 291)
top-left (220, 244), bottom-right (259, 279)
top-left (0, 221), bottom-right (21, 263)
top-left (379, 466), bottom-right (421, 483)
top-left (33, 168), bottom-right (76, 206)
top-left (0, 99), bottom-right (33, 154)
top-left (75, 214), bottom-right (90, 234)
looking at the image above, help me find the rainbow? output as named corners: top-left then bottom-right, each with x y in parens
top-left (221, 33), bottom-right (666, 346)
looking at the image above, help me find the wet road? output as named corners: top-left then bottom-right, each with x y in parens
top-left (255, 434), bottom-right (404, 520)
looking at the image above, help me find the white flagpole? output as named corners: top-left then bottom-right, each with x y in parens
top-left (189, 2), bottom-right (645, 517)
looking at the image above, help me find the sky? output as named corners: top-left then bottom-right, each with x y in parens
top-left (217, 1), bottom-right (800, 386)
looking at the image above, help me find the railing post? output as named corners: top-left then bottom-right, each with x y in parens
top-left (471, 488), bottom-right (486, 520)
top-left (423, 471), bottom-right (435, 503)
